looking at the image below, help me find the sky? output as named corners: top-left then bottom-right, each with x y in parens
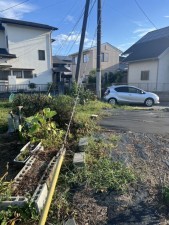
top-left (1, 0), bottom-right (169, 55)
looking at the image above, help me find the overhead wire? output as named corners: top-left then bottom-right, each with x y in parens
top-left (0, 0), bottom-right (30, 13)
top-left (134, 0), bottom-right (157, 29)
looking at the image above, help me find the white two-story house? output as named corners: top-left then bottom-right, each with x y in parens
top-left (0, 17), bottom-right (57, 91)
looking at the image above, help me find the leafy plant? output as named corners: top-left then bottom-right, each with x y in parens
top-left (0, 201), bottom-right (39, 225)
top-left (23, 108), bottom-right (64, 149)
top-left (163, 186), bottom-right (169, 205)
top-left (16, 147), bottom-right (30, 162)
top-left (0, 172), bottom-right (12, 201)
top-left (28, 83), bottom-right (36, 89)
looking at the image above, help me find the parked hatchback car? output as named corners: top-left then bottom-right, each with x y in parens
top-left (104, 85), bottom-right (160, 107)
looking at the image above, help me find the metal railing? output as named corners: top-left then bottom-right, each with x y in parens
top-left (0, 84), bottom-right (50, 93)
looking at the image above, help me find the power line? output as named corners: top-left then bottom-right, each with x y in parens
top-left (134, 0), bottom-right (157, 29)
top-left (0, 0), bottom-right (30, 13)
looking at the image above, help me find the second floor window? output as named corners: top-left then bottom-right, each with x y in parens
top-left (38, 50), bottom-right (45, 60)
top-left (13, 70), bottom-right (22, 78)
top-left (101, 53), bottom-right (109, 62)
top-left (83, 54), bottom-right (89, 63)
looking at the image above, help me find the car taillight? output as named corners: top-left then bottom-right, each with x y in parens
top-left (104, 89), bottom-right (110, 96)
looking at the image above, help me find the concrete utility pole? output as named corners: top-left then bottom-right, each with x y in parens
top-left (96, 0), bottom-right (102, 99)
top-left (75, 0), bottom-right (91, 83)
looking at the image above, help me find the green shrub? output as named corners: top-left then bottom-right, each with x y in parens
top-left (12, 94), bottom-right (53, 117)
top-left (51, 95), bottom-right (74, 128)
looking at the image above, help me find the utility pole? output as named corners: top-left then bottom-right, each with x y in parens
top-left (75, 0), bottom-right (90, 83)
top-left (96, 0), bottom-right (102, 99)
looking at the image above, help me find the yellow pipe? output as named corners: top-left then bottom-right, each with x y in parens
top-left (38, 149), bottom-right (66, 225)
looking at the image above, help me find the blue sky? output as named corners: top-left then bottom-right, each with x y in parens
top-left (1, 0), bottom-right (169, 55)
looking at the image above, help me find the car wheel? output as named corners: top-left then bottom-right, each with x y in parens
top-left (108, 98), bottom-right (117, 105)
top-left (145, 98), bottom-right (154, 107)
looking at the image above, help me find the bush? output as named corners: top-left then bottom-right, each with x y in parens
top-left (12, 94), bottom-right (53, 117)
top-left (51, 95), bottom-right (74, 128)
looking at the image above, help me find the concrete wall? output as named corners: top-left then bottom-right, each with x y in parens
top-left (2, 23), bottom-right (53, 85)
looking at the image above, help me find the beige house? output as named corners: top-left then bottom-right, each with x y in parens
top-left (69, 42), bottom-right (122, 80)
top-left (123, 26), bottom-right (169, 91)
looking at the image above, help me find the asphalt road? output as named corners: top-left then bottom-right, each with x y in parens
top-left (100, 108), bottom-right (169, 134)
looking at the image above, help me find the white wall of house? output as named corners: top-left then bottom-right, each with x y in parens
top-left (2, 23), bottom-right (52, 85)
top-left (128, 60), bottom-right (158, 91)
top-left (157, 48), bottom-right (169, 91)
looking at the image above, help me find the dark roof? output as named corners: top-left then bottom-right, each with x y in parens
top-left (53, 56), bottom-right (72, 64)
top-left (0, 48), bottom-right (16, 58)
top-left (53, 67), bottom-right (71, 73)
top-left (123, 26), bottom-right (169, 62)
top-left (0, 17), bottom-right (57, 31)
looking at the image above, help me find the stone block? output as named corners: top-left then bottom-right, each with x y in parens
top-left (73, 152), bottom-right (85, 167)
top-left (78, 137), bottom-right (88, 152)
top-left (65, 218), bottom-right (76, 225)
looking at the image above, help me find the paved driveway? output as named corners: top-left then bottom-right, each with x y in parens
top-left (100, 108), bottom-right (169, 134)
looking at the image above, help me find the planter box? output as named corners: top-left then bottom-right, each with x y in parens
top-left (14, 142), bottom-right (42, 163)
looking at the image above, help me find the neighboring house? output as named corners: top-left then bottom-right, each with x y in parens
top-left (122, 26), bottom-right (169, 91)
top-left (69, 42), bottom-right (122, 81)
top-left (52, 55), bottom-right (72, 84)
top-left (0, 17), bottom-right (57, 91)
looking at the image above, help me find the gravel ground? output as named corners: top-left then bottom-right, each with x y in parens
top-left (72, 130), bottom-right (169, 225)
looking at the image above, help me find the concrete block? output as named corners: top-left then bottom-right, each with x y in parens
top-left (65, 218), bottom-right (77, 225)
top-left (32, 183), bottom-right (48, 213)
top-left (0, 196), bottom-right (27, 209)
top-left (73, 152), bottom-right (85, 167)
top-left (78, 137), bottom-right (88, 152)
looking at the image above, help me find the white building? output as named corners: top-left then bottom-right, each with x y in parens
top-left (0, 17), bottom-right (57, 91)
top-left (122, 26), bottom-right (169, 91)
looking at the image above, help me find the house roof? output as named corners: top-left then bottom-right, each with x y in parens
top-left (122, 26), bottom-right (169, 63)
top-left (69, 42), bottom-right (122, 56)
top-left (53, 67), bottom-right (71, 73)
top-left (0, 48), bottom-right (16, 58)
top-left (0, 17), bottom-right (58, 31)
top-left (53, 55), bottom-right (72, 64)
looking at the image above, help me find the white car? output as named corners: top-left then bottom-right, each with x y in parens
top-left (104, 85), bottom-right (160, 107)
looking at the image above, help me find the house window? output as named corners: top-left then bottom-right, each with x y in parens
top-left (38, 50), bottom-right (45, 60)
top-left (13, 70), bottom-right (22, 78)
top-left (101, 53), bottom-right (109, 62)
top-left (83, 54), bottom-right (89, 63)
top-left (141, 71), bottom-right (149, 80)
top-left (73, 56), bottom-right (77, 64)
top-left (24, 70), bottom-right (33, 79)
top-left (0, 70), bottom-right (9, 80)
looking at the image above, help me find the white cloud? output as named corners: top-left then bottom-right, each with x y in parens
top-left (65, 15), bottom-right (75, 23)
top-left (133, 27), bottom-right (155, 38)
top-left (117, 42), bottom-right (134, 51)
top-left (0, 0), bottom-right (35, 19)
top-left (164, 15), bottom-right (169, 18)
top-left (53, 31), bottom-right (96, 52)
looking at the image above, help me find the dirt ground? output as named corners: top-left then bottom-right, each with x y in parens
top-left (72, 130), bottom-right (169, 225)
top-left (0, 133), bottom-right (24, 181)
